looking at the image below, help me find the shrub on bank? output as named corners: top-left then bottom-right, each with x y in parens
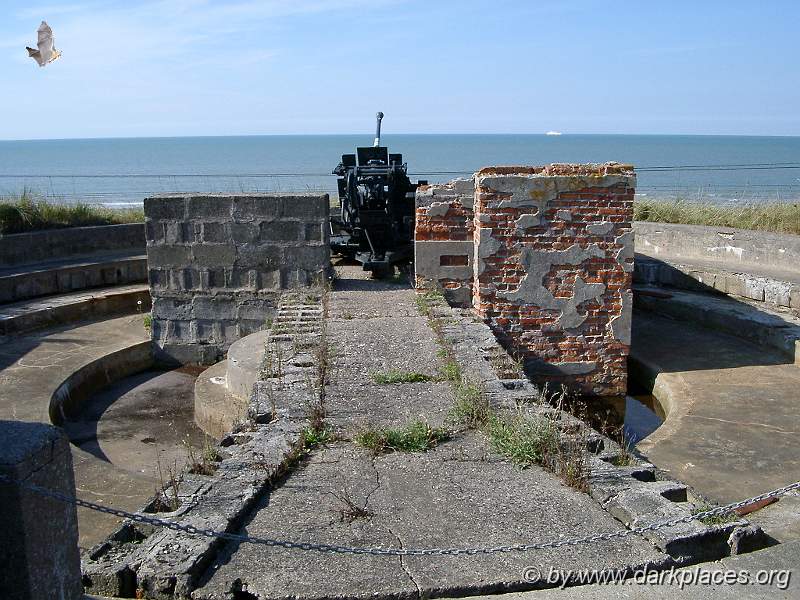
top-left (0, 193), bottom-right (144, 234)
top-left (634, 199), bottom-right (800, 236)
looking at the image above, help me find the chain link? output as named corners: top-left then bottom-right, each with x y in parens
top-left (2, 473), bottom-right (798, 557)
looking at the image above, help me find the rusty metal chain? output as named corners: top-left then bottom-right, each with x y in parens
top-left (2, 473), bottom-right (799, 556)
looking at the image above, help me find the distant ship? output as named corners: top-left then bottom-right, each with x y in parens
top-left (545, 131), bottom-right (562, 136)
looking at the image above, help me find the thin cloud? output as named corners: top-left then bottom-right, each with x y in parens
top-left (15, 3), bottom-right (96, 20)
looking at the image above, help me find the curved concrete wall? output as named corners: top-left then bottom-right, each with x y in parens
top-left (0, 223), bottom-right (145, 267)
top-left (49, 340), bottom-right (153, 425)
top-left (633, 222), bottom-right (800, 274)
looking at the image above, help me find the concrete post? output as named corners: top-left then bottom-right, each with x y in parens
top-left (0, 420), bottom-right (82, 600)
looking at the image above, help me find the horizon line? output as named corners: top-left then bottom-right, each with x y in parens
top-left (2, 132), bottom-right (800, 143)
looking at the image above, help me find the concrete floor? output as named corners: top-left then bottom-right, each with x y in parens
top-left (63, 368), bottom-right (207, 482)
top-left (194, 266), bottom-right (668, 600)
top-left (0, 315), bottom-right (205, 549)
top-left (630, 310), bottom-right (800, 540)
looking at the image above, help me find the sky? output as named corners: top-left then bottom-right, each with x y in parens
top-left (0, 0), bottom-right (799, 140)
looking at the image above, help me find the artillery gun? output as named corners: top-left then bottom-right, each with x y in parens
top-left (330, 112), bottom-right (426, 278)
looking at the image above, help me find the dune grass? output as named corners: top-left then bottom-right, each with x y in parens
top-left (634, 199), bottom-right (800, 236)
top-left (2, 192), bottom-right (797, 236)
top-left (0, 192), bottom-right (144, 235)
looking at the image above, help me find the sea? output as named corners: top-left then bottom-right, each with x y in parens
top-left (0, 134), bottom-right (798, 206)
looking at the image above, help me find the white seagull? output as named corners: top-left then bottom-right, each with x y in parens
top-left (26, 21), bottom-right (61, 67)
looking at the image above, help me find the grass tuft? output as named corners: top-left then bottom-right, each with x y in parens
top-left (486, 411), bottom-right (560, 468)
top-left (439, 360), bottom-right (462, 383)
top-left (449, 383), bottom-right (490, 429)
top-left (371, 370), bottom-right (434, 385)
top-left (355, 420), bottom-right (449, 454)
top-left (0, 193), bottom-right (144, 234)
top-left (692, 503), bottom-right (739, 526)
top-left (301, 425), bottom-right (334, 449)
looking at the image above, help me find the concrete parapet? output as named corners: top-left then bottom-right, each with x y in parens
top-left (634, 221), bottom-right (800, 276)
top-left (144, 193), bottom-right (331, 365)
top-left (0, 420), bottom-right (82, 600)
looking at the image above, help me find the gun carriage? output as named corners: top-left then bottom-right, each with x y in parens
top-left (330, 112), bottom-right (426, 278)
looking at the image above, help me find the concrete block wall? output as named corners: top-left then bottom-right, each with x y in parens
top-left (472, 164), bottom-right (635, 397)
top-left (414, 178), bottom-right (475, 306)
top-left (144, 193), bottom-right (330, 365)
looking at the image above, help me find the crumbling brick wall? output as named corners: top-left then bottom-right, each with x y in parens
top-left (144, 193), bottom-right (330, 365)
top-left (472, 164), bottom-right (635, 396)
top-left (414, 178), bottom-right (475, 306)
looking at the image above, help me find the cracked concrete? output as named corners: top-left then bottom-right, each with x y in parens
top-left (192, 266), bottom-right (667, 599)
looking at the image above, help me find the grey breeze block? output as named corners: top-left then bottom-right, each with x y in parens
top-left (144, 194), bottom-right (331, 365)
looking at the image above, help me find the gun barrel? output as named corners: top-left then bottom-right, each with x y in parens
top-left (373, 111), bottom-right (384, 147)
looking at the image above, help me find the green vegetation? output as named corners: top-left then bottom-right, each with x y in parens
top-left (183, 435), bottom-right (222, 476)
top-left (142, 313), bottom-right (152, 330)
top-left (449, 382), bottom-right (490, 430)
top-left (355, 420), bottom-right (449, 454)
top-left (487, 411), bottom-right (560, 468)
top-left (301, 425), bottom-right (334, 449)
top-left (371, 370), bottom-right (434, 384)
top-left (414, 288), bottom-right (446, 318)
top-left (438, 359), bottom-right (462, 383)
top-left (692, 503), bottom-right (739, 526)
top-left (0, 193), bottom-right (143, 234)
top-left (634, 199), bottom-right (800, 236)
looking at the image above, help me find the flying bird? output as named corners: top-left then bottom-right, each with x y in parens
top-left (26, 21), bottom-right (61, 67)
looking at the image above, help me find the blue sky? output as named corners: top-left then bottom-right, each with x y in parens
top-left (1, 0), bottom-right (798, 139)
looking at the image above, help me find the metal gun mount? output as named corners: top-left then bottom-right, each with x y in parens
top-left (330, 112), bottom-right (426, 278)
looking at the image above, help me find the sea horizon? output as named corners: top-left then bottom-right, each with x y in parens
top-left (2, 133), bottom-right (799, 204)
top-left (3, 132), bottom-right (800, 143)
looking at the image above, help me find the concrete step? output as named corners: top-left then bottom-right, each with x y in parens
top-left (0, 251), bottom-right (147, 304)
top-left (0, 283), bottom-right (150, 335)
top-left (194, 360), bottom-right (248, 439)
top-left (226, 329), bottom-right (269, 401)
top-left (634, 254), bottom-right (800, 311)
top-left (634, 285), bottom-right (800, 364)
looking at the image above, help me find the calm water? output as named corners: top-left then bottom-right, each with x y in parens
top-left (1, 134), bottom-right (798, 205)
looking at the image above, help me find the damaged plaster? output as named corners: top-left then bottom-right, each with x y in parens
top-left (498, 243), bottom-right (607, 330)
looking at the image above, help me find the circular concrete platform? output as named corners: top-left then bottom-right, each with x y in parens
top-left (63, 368), bottom-right (208, 481)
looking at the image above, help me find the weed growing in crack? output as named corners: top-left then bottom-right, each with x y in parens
top-left (371, 370), bottom-right (434, 385)
top-left (611, 432), bottom-right (637, 467)
top-left (355, 421), bottom-right (449, 454)
top-left (414, 288), bottom-right (445, 318)
top-left (184, 435), bottom-right (221, 476)
top-left (449, 382), bottom-right (490, 429)
top-left (152, 458), bottom-right (181, 512)
top-left (438, 360), bottom-right (462, 383)
top-left (552, 427), bottom-right (590, 492)
top-left (330, 489), bottom-right (374, 523)
top-left (301, 425), bottom-right (334, 449)
top-left (692, 503), bottom-right (738, 526)
top-left (486, 410), bottom-right (560, 468)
